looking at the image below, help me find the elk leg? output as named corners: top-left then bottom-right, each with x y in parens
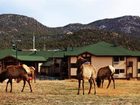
top-left (21, 80), bottom-right (26, 92)
top-left (107, 77), bottom-right (111, 89)
top-left (6, 79), bottom-right (10, 92)
top-left (111, 76), bottom-right (115, 89)
top-left (82, 79), bottom-right (85, 95)
top-left (27, 80), bottom-right (32, 92)
top-left (77, 79), bottom-right (81, 95)
top-left (88, 78), bottom-right (92, 94)
top-left (92, 78), bottom-right (96, 95)
top-left (101, 79), bottom-right (104, 88)
top-left (9, 79), bottom-right (12, 92)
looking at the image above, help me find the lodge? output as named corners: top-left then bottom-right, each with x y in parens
top-left (0, 41), bottom-right (140, 79)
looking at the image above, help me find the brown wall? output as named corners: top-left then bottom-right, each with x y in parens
top-left (91, 56), bottom-right (112, 71)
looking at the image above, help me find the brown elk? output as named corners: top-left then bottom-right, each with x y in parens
top-left (0, 65), bottom-right (32, 92)
top-left (96, 65), bottom-right (115, 89)
top-left (76, 56), bottom-right (96, 95)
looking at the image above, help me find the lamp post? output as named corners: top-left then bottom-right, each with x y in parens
top-left (12, 39), bottom-right (21, 60)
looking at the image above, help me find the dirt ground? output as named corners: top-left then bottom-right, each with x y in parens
top-left (0, 79), bottom-right (140, 105)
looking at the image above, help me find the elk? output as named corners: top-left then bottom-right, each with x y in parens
top-left (76, 56), bottom-right (96, 95)
top-left (0, 65), bottom-right (32, 92)
top-left (96, 65), bottom-right (115, 89)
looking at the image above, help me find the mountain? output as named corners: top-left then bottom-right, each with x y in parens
top-left (0, 14), bottom-right (64, 49)
top-left (58, 15), bottom-right (140, 37)
top-left (0, 14), bottom-right (48, 35)
top-left (0, 14), bottom-right (49, 48)
top-left (0, 14), bottom-right (140, 50)
top-left (88, 16), bottom-right (140, 37)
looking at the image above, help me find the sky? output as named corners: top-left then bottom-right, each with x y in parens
top-left (0, 0), bottom-right (140, 27)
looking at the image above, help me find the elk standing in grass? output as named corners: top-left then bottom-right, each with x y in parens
top-left (96, 65), bottom-right (115, 89)
top-left (0, 65), bottom-right (33, 92)
top-left (76, 56), bottom-right (96, 95)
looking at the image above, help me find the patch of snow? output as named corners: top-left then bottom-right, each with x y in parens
top-left (99, 25), bottom-right (106, 29)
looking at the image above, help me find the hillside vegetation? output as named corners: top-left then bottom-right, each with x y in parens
top-left (48, 29), bottom-right (140, 51)
top-left (0, 14), bottom-right (140, 51)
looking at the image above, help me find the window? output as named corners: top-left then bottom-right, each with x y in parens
top-left (127, 62), bottom-right (133, 67)
top-left (138, 57), bottom-right (140, 62)
top-left (138, 69), bottom-right (140, 73)
top-left (115, 69), bottom-right (119, 74)
top-left (120, 69), bottom-right (125, 73)
top-left (113, 57), bottom-right (119, 62)
top-left (113, 56), bottom-right (125, 63)
top-left (115, 69), bottom-right (125, 74)
top-left (82, 54), bottom-right (86, 57)
top-left (120, 57), bottom-right (124, 61)
top-left (71, 63), bottom-right (77, 68)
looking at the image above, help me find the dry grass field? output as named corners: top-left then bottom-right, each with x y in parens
top-left (0, 79), bottom-right (140, 105)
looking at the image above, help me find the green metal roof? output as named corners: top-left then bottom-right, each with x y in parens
top-left (64, 42), bottom-right (135, 56)
top-left (0, 42), bottom-right (140, 61)
top-left (17, 55), bottom-right (46, 61)
top-left (130, 50), bottom-right (140, 56)
top-left (30, 50), bottom-right (64, 59)
top-left (0, 48), bottom-right (16, 59)
top-left (0, 48), bottom-right (46, 61)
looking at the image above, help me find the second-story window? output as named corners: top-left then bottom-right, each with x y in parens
top-left (138, 57), bottom-right (140, 62)
top-left (113, 56), bottom-right (125, 64)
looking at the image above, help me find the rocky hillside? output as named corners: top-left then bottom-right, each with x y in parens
top-left (0, 14), bottom-right (140, 50)
top-left (88, 16), bottom-right (140, 37)
top-left (57, 15), bottom-right (140, 37)
top-left (0, 14), bottom-right (48, 48)
top-left (0, 14), bottom-right (48, 35)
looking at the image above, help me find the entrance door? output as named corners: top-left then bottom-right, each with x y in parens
top-left (127, 61), bottom-right (133, 79)
top-left (61, 57), bottom-right (68, 79)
